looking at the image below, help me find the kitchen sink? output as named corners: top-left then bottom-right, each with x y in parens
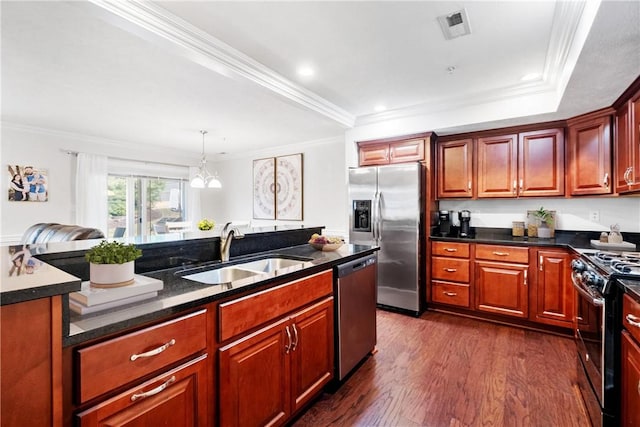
top-left (234, 257), bottom-right (307, 273)
top-left (180, 255), bottom-right (312, 285)
top-left (183, 266), bottom-right (262, 285)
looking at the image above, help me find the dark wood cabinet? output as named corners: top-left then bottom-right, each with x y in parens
top-left (475, 244), bottom-right (529, 319)
top-left (530, 249), bottom-right (574, 328)
top-left (437, 139), bottom-right (473, 198)
top-left (219, 298), bottom-right (333, 427)
top-left (518, 128), bottom-right (565, 197)
top-left (357, 134), bottom-right (434, 166)
top-left (1, 297), bottom-right (63, 427)
top-left (475, 128), bottom-right (564, 198)
top-left (621, 331), bottom-right (640, 426)
top-left (431, 242), bottom-right (471, 308)
top-left (614, 89), bottom-right (640, 194)
top-left (76, 354), bottom-right (209, 427)
top-left (568, 113), bottom-right (613, 195)
top-left (476, 134), bottom-right (518, 198)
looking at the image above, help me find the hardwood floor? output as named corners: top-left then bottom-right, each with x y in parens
top-left (293, 310), bottom-right (589, 427)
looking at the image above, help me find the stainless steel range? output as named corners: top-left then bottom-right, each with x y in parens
top-left (571, 250), bottom-right (640, 427)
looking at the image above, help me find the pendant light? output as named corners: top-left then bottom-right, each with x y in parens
top-left (190, 130), bottom-right (222, 189)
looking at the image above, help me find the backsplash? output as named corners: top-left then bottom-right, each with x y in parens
top-left (439, 198), bottom-right (640, 233)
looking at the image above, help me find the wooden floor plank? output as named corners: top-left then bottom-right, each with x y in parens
top-left (293, 310), bottom-right (589, 427)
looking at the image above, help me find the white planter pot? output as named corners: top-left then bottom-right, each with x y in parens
top-left (90, 261), bottom-right (135, 287)
top-left (537, 226), bottom-right (552, 239)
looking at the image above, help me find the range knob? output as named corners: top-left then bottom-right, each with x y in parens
top-left (583, 271), bottom-right (605, 289)
top-left (571, 259), bottom-right (587, 273)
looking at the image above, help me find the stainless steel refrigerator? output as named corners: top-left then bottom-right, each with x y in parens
top-left (348, 162), bottom-right (423, 314)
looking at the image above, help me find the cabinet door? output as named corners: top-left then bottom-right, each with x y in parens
top-left (389, 138), bottom-right (425, 163)
top-left (632, 91), bottom-right (640, 192)
top-left (532, 250), bottom-right (574, 328)
top-left (290, 298), bottom-right (334, 414)
top-left (569, 116), bottom-right (612, 195)
top-left (359, 143), bottom-right (389, 166)
top-left (518, 128), bottom-right (565, 197)
top-left (477, 134), bottom-right (518, 198)
top-left (475, 261), bottom-right (528, 318)
top-left (437, 139), bottom-right (473, 198)
top-left (621, 331), bottom-right (640, 427)
top-left (77, 354), bottom-right (209, 427)
top-left (615, 102), bottom-right (634, 193)
top-left (219, 318), bottom-right (290, 427)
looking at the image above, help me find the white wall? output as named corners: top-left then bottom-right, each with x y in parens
top-left (199, 137), bottom-right (348, 237)
top-left (1, 123), bottom-right (199, 243)
top-left (440, 197), bottom-right (640, 233)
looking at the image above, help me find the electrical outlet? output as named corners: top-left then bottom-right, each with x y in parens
top-left (589, 211), bottom-right (600, 222)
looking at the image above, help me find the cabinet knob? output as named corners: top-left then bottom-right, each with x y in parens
top-left (519, 179), bottom-right (523, 192)
top-left (291, 324), bottom-right (299, 351)
top-left (493, 251), bottom-right (509, 256)
top-left (285, 326), bottom-right (292, 354)
top-left (444, 248), bottom-right (458, 252)
top-left (523, 270), bottom-right (528, 286)
top-left (468, 180), bottom-right (472, 191)
top-left (512, 180), bottom-right (517, 195)
top-left (444, 268), bottom-right (457, 273)
top-left (130, 376), bottom-right (176, 401)
top-left (130, 339), bottom-right (176, 361)
top-left (626, 314), bottom-right (640, 328)
top-left (443, 291), bottom-right (458, 297)
top-left (603, 173), bottom-right (609, 188)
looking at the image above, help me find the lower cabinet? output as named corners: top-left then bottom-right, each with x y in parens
top-left (219, 297), bottom-right (334, 427)
top-left (530, 249), bottom-right (574, 328)
top-left (621, 330), bottom-right (640, 426)
top-left (475, 261), bottom-right (528, 318)
top-left (76, 354), bottom-right (209, 426)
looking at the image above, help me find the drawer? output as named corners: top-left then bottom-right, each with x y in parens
top-left (431, 257), bottom-right (470, 283)
top-left (476, 244), bottom-right (529, 263)
top-left (219, 270), bottom-right (332, 342)
top-left (432, 241), bottom-right (470, 258)
top-left (432, 281), bottom-right (470, 308)
top-left (623, 293), bottom-right (640, 344)
top-left (77, 309), bottom-right (207, 403)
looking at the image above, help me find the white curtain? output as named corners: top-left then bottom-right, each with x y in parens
top-left (76, 153), bottom-right (108, 235)
top-left (187, 166), bottom-right (202, 225)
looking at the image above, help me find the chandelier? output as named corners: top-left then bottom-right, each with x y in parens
top-left (190, 130), bottom-right (222, 189)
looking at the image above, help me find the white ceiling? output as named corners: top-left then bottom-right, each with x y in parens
top-left (2, 1), bottom-right (639, 157)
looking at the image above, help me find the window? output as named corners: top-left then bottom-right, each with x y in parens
top-left (108, 175), bottom-right (188, 238)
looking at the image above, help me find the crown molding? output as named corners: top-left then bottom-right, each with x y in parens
top-left (83, 0), bottom-right (355, 128)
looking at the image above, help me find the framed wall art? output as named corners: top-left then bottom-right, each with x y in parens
top-left (276, 153), bottom-right (303, 221)
top-left (7, 164), bottom-right (48, 202)
top-left (253, 157), bottom-right (276, 219)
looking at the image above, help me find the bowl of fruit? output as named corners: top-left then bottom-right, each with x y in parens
top-left (308, 233), bottom-right (344, 251)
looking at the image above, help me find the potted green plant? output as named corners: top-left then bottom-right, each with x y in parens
top-left (85, 240), bottom-right (142, 287)
top-left (534, 206), bottom-right (554, 238)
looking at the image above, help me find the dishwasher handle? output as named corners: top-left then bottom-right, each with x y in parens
top-left (335, 254), bottom-right (377, 278)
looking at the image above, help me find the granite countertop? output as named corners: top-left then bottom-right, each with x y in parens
top-left (66, 243), bottom-right (379, 346)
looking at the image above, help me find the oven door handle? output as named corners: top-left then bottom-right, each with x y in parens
top-left (571, 272), bottom-right (604, 306)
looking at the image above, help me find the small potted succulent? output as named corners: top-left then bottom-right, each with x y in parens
top-left (85, 240), bottom-right (142, 287)
top-left (534, 206), bottom-right (554, 238)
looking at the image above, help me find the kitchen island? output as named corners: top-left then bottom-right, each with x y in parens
top-left (0, 226), bottom-right (378, 427)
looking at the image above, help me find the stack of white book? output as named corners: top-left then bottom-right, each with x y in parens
top-left (69, 275), bottom-right (163, 315)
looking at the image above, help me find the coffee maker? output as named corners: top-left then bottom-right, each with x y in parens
top-left (438, 210), bottom-right (452, 237)
top-left (458, 210), bottom-right (472, 237)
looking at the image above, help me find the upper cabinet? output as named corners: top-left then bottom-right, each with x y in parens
top-left (438, 127), bottom-right (565, 199)
top-left (357, 133), bottom-right (435, 166)
top-left (614, 86), bottom-right (640, 194)
top-left (437, 139), bottom-right (473, 198)
top-left (567, 111), bottom-right (613, 196)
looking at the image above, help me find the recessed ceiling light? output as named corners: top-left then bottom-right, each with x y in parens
top-left (297, 65), bottom-right (314, 77)
top-left (374, 105), bottom-right (387, 113)
top-left (521, 73), bottom-right (540, 82)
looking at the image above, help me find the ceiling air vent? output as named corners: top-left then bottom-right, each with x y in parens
top-left (437, 8), bottom-right (472, 40)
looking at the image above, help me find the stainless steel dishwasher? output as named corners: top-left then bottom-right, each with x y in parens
top-left (334, 253), bottom-right (377, 381)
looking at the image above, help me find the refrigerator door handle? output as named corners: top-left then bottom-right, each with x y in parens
top-left (376, 192), bottom-right (383, 241)
top-left (372, 192), bottom-right (379, 241)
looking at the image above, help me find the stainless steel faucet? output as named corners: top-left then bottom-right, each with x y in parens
top-left (220, 222), bottom-right (244, 262)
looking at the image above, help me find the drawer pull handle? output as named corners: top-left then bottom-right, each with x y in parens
top-left (444, 248), bottom-right (458, 252)
top-left (443, 292), bottom-right (458, 297)
top-left (131, 376), bottom-right (176, 401)
top-left (493, 251), bottom-right (509, 256)
top-left (130, 339), bottom-right (176, 361)
top-left (444, 268), bottom-right (457, 272)
top-left (291, 324), bottom-right (299, 351)
top-left (626, 314), bottom-right (640, 328)
top-left (523, 269), bottom-right (528, 286)
top-left (603, 173), bottom-right (609, 188)
top-left (285, 326), bottom-right (292, 354)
